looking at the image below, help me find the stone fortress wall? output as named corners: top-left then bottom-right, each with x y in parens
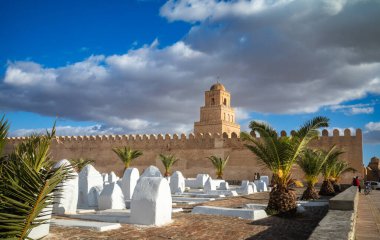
top-left (4, 128), bottom-right (363, 184)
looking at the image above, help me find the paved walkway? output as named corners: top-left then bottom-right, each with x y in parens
top-left (355, 189), bottom-right (380, 240)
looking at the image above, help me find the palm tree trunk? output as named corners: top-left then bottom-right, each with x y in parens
top-left (319, 180), bottom-right (335, 196)
top-left (332, 181), bottom-right (341, 193)
top-left (267, 186), bottom-right (297, 215)
top-left (301, 185), bottom-right (319, 200)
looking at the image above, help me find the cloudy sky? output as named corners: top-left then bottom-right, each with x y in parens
top-left (1, 0), bottom-right (379, 165)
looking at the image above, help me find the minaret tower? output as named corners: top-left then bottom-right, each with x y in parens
top-left (194, 83), bottom-right (241, 137)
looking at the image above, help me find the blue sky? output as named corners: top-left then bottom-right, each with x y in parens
top-left (0, 0), bottom-right (379, 165)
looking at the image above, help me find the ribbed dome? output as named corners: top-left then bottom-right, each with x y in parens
top-left (210, 83), bottom-right (226, 91)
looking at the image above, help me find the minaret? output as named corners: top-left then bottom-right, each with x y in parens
top-left (194, 83), bottom-right (241, 137)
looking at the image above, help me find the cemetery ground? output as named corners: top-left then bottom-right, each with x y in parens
top-left (46, 189), bottom-right (330, 240)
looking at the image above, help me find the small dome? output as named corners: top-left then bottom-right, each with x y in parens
top-left (210, 83), bottom-right (226, 91)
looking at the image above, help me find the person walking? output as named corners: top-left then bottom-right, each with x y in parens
top-left (355, 176), bottom-right (361, 192)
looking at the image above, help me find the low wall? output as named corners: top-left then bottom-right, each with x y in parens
top-left (309, 186), bottom-right (358, 240)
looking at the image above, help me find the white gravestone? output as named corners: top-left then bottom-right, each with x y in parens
top-left (98, 182), bottom-right (126, 210)
top-left (131, 177), bottom-right (172, 226)
top-left (121, 168), bottom-right (140, 200)
top-left (240, 183), bottom-right (254, 195)
top-left (78, 165), bottom-right (103, 208)
top-left (108, 171), bottom-right (119, 183)
top-left (170, 171), bottom-right (185, 194)
top-left (254, 180), bottom-right (268, 192)
top-left (249, 182), bottom-right (258, 192)
top-left (204, 177), bottom-right (216, 192)
top-left (52, 159), bottom-right (78, 215)
top-left (260, 176), bottom-right (269, 187)
top-left (196, 174), bottom-right (209, 188)
top-left (102, 173), bottom-right (109, 185)
top-left (88, 186), bottom-right (102, 207)
top-left (219, 182), bottom-right (229, 190)
top-left (141, 165), bottom-right (163, 178)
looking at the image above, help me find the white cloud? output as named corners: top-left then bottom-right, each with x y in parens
top-left (329, 103), bottom-right (375, 115)
top-left (366, 122), bottom-right (380, 131)
top-left (1, 0), bottom-right (380, 135)
top-left (364, 122), bottom-right (380, 144)
top-left (9, 125), bottom-right (122, 137)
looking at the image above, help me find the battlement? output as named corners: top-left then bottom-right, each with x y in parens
top-left (5, 128), bottom-right (362, 144)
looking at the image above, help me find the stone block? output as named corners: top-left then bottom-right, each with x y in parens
top-left (329, 186), bottom-right (358, 211)
top-left (254, 180), bottom-right (268, 192)
top-left (53, 159), bottom-right (78, 215)
top-left (140, 165), bottom-right (162, 178)
top-left (98, 182), bottom-right (126, 210)
top-left (108, 171), bottom-right (119, 183)
top-left (219, 182), bottom-right (229, 190)
top-left (131, 177), bottom-right (172, 226)
top-left (121, 168), bottom-right (140, 200)
top-left (170, 171), bottom-right (185, 194)
top-left (260, 176), bottom-right (269, 187)
top-left (78, 165), bottom-right (104, 208)
top-left (204, 177), bottom-right (216, 192)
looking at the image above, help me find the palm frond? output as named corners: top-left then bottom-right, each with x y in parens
top-left (0, 124), bottom-right (73, 239)
top-left (112, 146), bottom-right (143, 169)
top-left (159, 154), bottom-right (179, 177)
top-left (207, 155), bottom-right (229, 179)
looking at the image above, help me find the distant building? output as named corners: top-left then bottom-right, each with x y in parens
top-left (365, 157), bottom-right (380, 181)
top-left (194, 83), bottom-right (240, 137)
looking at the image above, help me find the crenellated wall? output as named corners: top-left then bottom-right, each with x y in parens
top-left (4, 129), bottom-right (364, 184)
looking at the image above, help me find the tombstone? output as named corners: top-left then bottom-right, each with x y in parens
top-left (52, 159), bottom-right (78, 215)
top-left (239, 180), bottom-right (253, 195)
top-left (204, 177), bottom-right (216, 192)
top-left (88, 186), bottom-right (103, 207)
top-left (121, 168), bottom-right (140, 200)
top-left (196, 174), bottom-right (209, 188)
top-left (141, 165), bottom-right (163, 178)
top-left (170, 171), bottom-right (185, 194)
top-left (250, 182), bottom-right (258, 192)
top-left (98, 182), bottom-right (126, 210)
top-left (78, 165), bottom-right (103, 208)
top-left (131, 177), bottom-right (172, 226)
top-left (108, 171), bottom-right (119, 183)
top-left (102, 173), bottom-right (109, 184)
top-left (254, 180), bottom-right (268, 192)
top-left (260, 176), bottom-right (269, 187)
top-left (219, 181), bottom-right (229, 190)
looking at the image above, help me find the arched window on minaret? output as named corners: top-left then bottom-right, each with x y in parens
top-left (223, 98), bottom-right (227, 106)
top-left (228, 114), bottom-right (230, 121)
top-left (211, 98), bottom-right (215, 105)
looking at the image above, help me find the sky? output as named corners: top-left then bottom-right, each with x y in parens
top-left (0, 0), bottom-right (379, 165)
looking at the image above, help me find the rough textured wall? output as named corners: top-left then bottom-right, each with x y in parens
top-left (4, 129), bottom-right (363, 184)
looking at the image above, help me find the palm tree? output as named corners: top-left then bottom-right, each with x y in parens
top-left (319, 146), bottom-right (344, 196)
top-left (70, 157), bottom-right (95, 172)
top-left (112, 146), bottom-right (143, 171)
top-left (298, 149), bottom-right (330, 200)
top-left (207, 155), bottom-right (229, 179)
top-left (330, 160), bottom-right (356, 193)
top-left (0, 120), bottom-right (73, 239)
top-left (0, 115), bottom-right (10, 176)
top-left (159, 154), bottom-right (179, 177)
top-left (241, 116), bottom-right (329, 215)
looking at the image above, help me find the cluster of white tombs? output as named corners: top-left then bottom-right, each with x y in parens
top-left (28, 159), bottom-right (270, 238)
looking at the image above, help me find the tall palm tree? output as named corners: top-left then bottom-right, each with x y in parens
top-left (298, 148), bottom-right (331, 200)
top-left (330, 160), bottom-right (356, 192)
top-left (207, 155), bottom-right (229, 179)
top-left (112, 146), bottom-right (143, 171)
top-left (70, 157), bottom-right (95, 172)
top-left (159, 154), bottom-right (179, 177)
top-left (0, 120), bottom-right (73, 239)
top-left (319, 146), bottom-right (344, 196)
top-left (241, 116), bottom-right (329, 215)
top-left (0, 115), bottom-right (10, 176)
